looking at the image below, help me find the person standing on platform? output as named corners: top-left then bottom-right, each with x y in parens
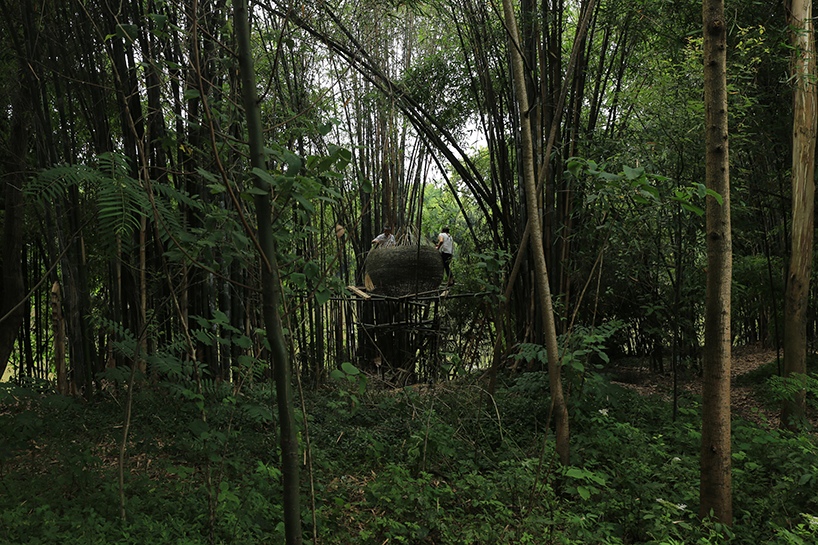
top-left (436, 226), bottom-right (454, 285)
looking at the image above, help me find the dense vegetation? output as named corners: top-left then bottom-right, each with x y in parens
top-left (2, 356), bottom-right (817, 544)
top-left (2, 0), bottom-right (818, 542)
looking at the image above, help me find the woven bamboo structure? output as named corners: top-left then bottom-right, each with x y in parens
top-left (364, 244), bottom-right (444, 297)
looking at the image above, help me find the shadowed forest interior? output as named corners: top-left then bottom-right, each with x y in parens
top-left (1, 0), bottom-right (818, 543)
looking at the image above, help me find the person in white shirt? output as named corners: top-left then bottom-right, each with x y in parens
top-left (372, 225), bottom-right (396, 247)
top-left (435, 226), bottom-right (454, 284)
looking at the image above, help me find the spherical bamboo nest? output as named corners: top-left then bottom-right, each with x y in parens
top-left (365, 245), bottom-right (444, 296)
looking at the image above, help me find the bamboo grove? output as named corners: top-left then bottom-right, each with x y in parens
top-left (0, 0), bottom-right (810, 430)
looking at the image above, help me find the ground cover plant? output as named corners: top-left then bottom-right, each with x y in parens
top-left (1, 353), bottom-right (817, 544)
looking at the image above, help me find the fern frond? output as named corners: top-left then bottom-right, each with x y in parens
top-left (96, 175), bottom-right (147, 244)
top-left (153, 180), bottom-right (202, 211)
top-left (28, 164), bottom-right (103, 209)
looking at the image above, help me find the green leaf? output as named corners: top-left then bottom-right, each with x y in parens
top-left (233, 336), bottom-right (252, 349)
top-left (623, 165), bottom-right (644, 180)
top-left (706, 188), bottom-right (724, 205)
top-left (290, 273), bottom-right (306, 289)
top-left (681, 202), bottom-right (705, 217)
top-left (577, 485), bottom-right (591, 500)
top-left (314, 156), bottom-right (336, 173)
top-left (336, 148), bottom-right (352, 169)
top-left (283, 152), bottom-right (302, 175)
top-left (304, 261), bottom-right (320, 279)
top-left (193, 329), bottom-right (213, 346)
top-left (115, 24), bottom-right (139, 42)
top-left (148, 13), bottom-right (168, 28)
top-left (293, 193), bottom-right (315, 213)
top-left (640, 186), bottom-right (659, 200)
top-left (188, 419), bottom-right (209, 437)
top-left (251, 167), bottom-right (277, 188)
top-left (565, 468), bottom-right (586, 479)
top-left (567, 160), bottom-right (582, 178)
top-left (341, 362), bottom-right (360, 376)
top-left (243, 187), bottom-right (269, 196)
top-left (196, 168), bottom-right (219, 184)
top-left (213, 310), bottom-right (228, 324)
top-left (316, 289), bottom-right (331, 306)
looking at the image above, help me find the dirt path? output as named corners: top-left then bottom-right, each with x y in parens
top-left (610, 345), bottom-right (808, 429)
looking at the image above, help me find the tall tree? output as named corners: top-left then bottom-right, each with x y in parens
top-left (781, 0), bottom-right (816, 431)
top-left (700, 0), bottom-right (732, 525)
top-left (501, 0), bottom-right (569, 465)
top-left (235, 1), bottom-right (302, 543)
top-left (0, 93), bottom-right (27, 380)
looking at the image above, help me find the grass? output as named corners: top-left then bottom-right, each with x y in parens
top-left (1, 364), bottom-right (817, 544)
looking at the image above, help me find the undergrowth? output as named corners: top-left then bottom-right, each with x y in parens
top-left (1, 361), bottom-right (817, 544)
top-left (735, 354), bottom-right (818, 422)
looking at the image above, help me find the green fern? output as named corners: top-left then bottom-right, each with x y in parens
top-left (27, 164), bottom-right (102, 204)
top-left (93, 316), bottom-right (140, 360)
top-left (31, 153), bottom-right (146, 253)
top-left (94, 153), bottom-right (150, 249)
top-left (30, 152), bottom-right (203, 256)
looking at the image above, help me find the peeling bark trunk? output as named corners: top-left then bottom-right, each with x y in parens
top-left (782, 0), bottom-right (816, 432)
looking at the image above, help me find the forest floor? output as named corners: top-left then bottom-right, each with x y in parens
top-left (610, 344), bottom-right (818, 430)
top-left (2, 345), bottom-right (817, 544)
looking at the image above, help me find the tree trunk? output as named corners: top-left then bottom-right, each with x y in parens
top-left (700, 0), bottom-right (732, 525)
top-left (0, 104), bottom-right (27, 380)
top-left (502, 0), bottom-right (569, 465)
top-left (51, 282), bottom-right (68, 395)
top-left (781, 0), bottom-right (816, 432)
top-left (235, 1), bottom-right (303, 543)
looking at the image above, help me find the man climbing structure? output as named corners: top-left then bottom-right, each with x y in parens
top-left (372, 225), bottom-right (396, 248)
top-left (436, 226), bottom-right (454, 285)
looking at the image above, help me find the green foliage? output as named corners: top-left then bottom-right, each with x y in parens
top-left (567, 157), bottom-right (721, 217)
top-left (28, 152), bottom-right (157, 254)
top-left (511, 320), bottom-right (623, 381)
top-left (3, 350), bottom-right (818, 544)
top-left (472, 248), bottom-right (512, 295)
top-left (737, 355), bottom-right (818, 416)
top-left (328, 362), bottom-right (368, 416)
top-left (768, 373), bottom-right (818, 407)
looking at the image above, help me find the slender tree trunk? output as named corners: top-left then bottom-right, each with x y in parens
top-left (502, 0), bottom-right (569, 465)
top-left (781, 0), bottom-right (816, 431)
top-left (0, 103), bottom-right (27, 379)
top-left (235, 2), bottom-right (302, 543)
top-left (700, 0), bottom-right (732, 525)
top-left (51, 282), bottom-right (68, 395)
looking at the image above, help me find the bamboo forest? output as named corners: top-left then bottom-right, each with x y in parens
top-left (2, 0), bottom-right (818, 543)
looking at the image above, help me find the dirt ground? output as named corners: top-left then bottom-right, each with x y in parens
top-left (609, 345), bottom-right (816, 430)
